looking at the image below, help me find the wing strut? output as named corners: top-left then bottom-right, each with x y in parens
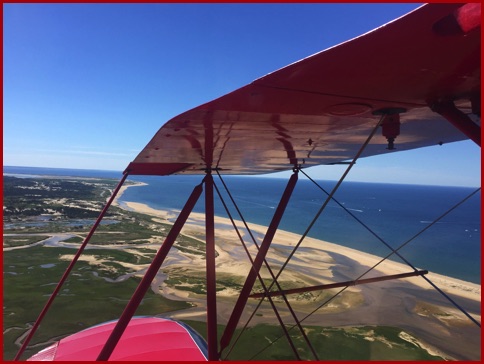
top-left (204, 171), bottom-right (218, 360)
top-left (431, 100), bottom-right (481, 146)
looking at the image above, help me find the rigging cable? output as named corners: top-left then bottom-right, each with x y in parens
top-left (298, 186), bottom-right (482, 328)
top-left (214, 172), bottom-right (319, 360)
top-left (215, 174), bottom-right (282, 358)
top-left (361, 187), bottom-right (482, 327)
top-left (300, 169), bottom-right (481, 327)
top-left (249, 181), bottom-right (481, 359)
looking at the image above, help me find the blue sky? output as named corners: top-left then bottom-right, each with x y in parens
top-left (3, 3), bottom-right (481, 186)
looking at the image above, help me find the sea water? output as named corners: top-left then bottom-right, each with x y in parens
top-left (4, 166), bottom-right (481, 284)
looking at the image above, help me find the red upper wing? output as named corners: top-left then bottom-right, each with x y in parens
top-left (128, 3), bottom-right (480, 176)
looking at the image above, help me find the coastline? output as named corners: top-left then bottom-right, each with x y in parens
top-left (111, 197), bottom-right (481, 360)
top-left (113, 185), bottom-right (480, 304)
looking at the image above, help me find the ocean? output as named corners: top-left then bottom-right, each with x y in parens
top-left (3, 166), bottom-right (481, 284)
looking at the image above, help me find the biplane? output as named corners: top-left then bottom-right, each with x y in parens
top-left (16, 2), bottom-right (480, 361)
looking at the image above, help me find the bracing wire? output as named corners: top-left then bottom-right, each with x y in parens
top-left (212, 177), bottom-right (303, 360)
top-left (211, 180), bottom-right (302, 360)
top-left (214, 172), bottom-right (319, 360)
top-left (300, 169), bottom-right (481, 327)
top-left (249, 179), bottom-right (481, 359)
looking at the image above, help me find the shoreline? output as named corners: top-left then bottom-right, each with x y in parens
top-left (113, 185), bottom-right (480, 304)
top-left (112, 180), bottom-right (147, 206)
top-left (112, 198), bottom-right (481, 360)
top-left (111, 197), bottom-right (482, 360)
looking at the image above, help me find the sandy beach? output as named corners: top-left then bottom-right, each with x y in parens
top-left (115, 199), bottom-right (480, 302)
top-left (112, 185), bottom-right (481, 360)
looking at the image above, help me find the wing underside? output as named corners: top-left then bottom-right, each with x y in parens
top-left (127, 3), bottom-right (480, 176)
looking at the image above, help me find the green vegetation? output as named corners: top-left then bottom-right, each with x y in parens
top-left (2, 176), bottom-right (197, 360)
top-left (173, 235), bottom-right (210, 257)
top-left (162, 269), bottom-right (243, 295)
top-left (3, 245), bottom-right (191, 360)
top-left (3, 176), bottom-right (114, 219)
top-left (182, 321), bottom-right (443, 361)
